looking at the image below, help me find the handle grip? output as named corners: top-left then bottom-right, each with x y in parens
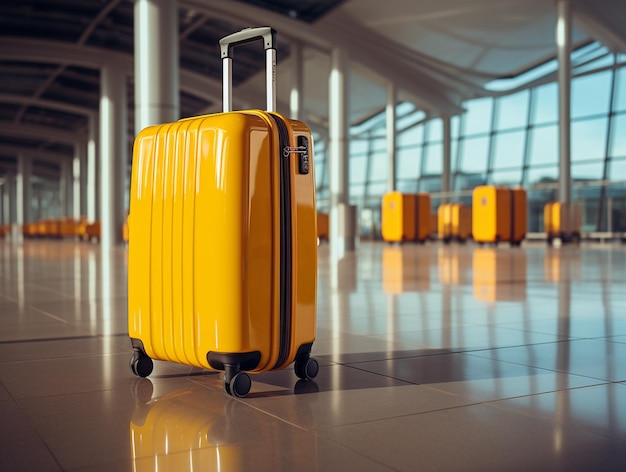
top-left (219, 27), bottom-right (277, 59)
top-left (220, 27), bottom-right (277, 113)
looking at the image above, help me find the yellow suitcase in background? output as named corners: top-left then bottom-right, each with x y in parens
top-left (438, 203), bottom-right (453, 242)
top-left (382, 191), bottom-right (416, 242)
top-left (128, 28), bottom-right (318, 398)
top-left (451, 203), bottom-right (472, 242)
top-left (316, 212), bottom-right (329, 241)
top-left (544, 201), bottom-right (581, 243)
top-left (438, 202), bottom-right (471, 242)
top-left (472, 186), bottom-right (512, 244)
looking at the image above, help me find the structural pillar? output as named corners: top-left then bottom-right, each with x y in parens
top-left (386, 81), bottom-right (397, 192)
top-left (290, 41), bottom-right (304, 120)
top-left (442, 116), bottom-right (452, 194)
top-left (16, 154), bottom-right (32, 227)
top-left (79, 141), bottom-right (88, 218)
top-left (6, 175), bottom-right (16, 224)
top-left (134, 0), bottom-right (179, 133)
top-left (557, 0), bottom-right (572, 204)
top-left (329, 47), bottom-right (354, 257)
top-left (72, 146), bottom-right (81, 219)
top-left (100, 63), bottom-right (127, 247)
top-left (88, 115), bottom-right (98, 221)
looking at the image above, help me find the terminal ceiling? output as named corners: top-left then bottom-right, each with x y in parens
top-left (0, 0), bottom-right (625, 180)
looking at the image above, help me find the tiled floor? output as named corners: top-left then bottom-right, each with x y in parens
top-left (1, 239), bottom-right (626, 471)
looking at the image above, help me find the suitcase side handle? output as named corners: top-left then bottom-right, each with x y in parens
top-left (219, 27), bottom-right (277, 113)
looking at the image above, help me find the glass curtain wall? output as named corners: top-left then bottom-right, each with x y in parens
top-left (315, 45), bottom-right (626, 235)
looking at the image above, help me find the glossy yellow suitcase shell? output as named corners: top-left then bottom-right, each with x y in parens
top-left (382, 191), bottom-right (416, 242)
top-left (127, 111), bottom-right (318, 394)
top-left (472, 186), bottom-right (511, 243)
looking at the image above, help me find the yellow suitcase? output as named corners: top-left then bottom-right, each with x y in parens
top-left (128, 28), bottom-right (318, 397)
top-left (382, 191), bottom-right (416, 242)
top-left (544, 201), bottom-right (581, 243)
top-left (438, 203), bottom-right (453, 242)
top-left (316, 212), bottom-right (329, 241)
top-left (472, 186), bottom-right (512, 244)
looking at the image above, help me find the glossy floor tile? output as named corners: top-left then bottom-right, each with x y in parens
top-left (1, 239), bottom-right (626, 471)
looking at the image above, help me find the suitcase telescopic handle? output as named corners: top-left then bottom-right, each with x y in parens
top-left (219, 27), bottom-right (277, 113)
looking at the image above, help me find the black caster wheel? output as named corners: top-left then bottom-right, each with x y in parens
top-left (130, 353), bottom-right (153, 378)
top-left (295, 357), bottom-right (319, 380)
top-left (224, 372), bottom-right (251, 398)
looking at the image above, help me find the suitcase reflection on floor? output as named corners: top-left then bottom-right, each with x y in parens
top-left (382, 246), bottom-right (430, 294)
top-left (130, 381), bottom-right (317, 471)
top-left (472, 248), bottom-right (527, 303)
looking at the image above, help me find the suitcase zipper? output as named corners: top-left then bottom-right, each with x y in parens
top-left (269, 114), bottom-right (292, 369)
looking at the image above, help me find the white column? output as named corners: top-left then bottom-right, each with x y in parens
top-left (329, 48), bottom-right (352, 256)
top-left (134, 0), bottom-right (179, 132)
top-left (442, 116), bottom-right (452, 194)
top-left (72, 146), bottom-right (81, 219)
top-left (290, 41), bottom-right (303, 120)
top-left (557, 0), bottom-right (572, 204)
top-left (16, 154), bottom-right (32, 226)
top-left (88, 115), bottom-right (98, 221)
top-left (79, 141), bottom-right (88, 218)
top-left (100, 63), bottom-right (127, 247)
top-left (386, 81), bottom-right (397, 192)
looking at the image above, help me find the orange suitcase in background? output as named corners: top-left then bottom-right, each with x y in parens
top-left (415, 192), bottom-right (431, 242)
top-left (128, 28), bottom-right (318, 397)
top-left (544, 201), bottom-right (581, 244)
top-left (510, 188), bottom-right (527, 246)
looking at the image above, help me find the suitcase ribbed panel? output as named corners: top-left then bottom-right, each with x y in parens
top-left (181, 121), bottom-right (201, 367)
top-left (150, 123), bottom-right (171, 361)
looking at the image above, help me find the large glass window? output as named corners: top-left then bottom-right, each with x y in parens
top-left (528, 125), bottom-right (558, 166)
top-left (611, 114), bottom-right (626, 157)
top-left (532, 83), bottom-right (558, 124)
top-left (350, 155), bottom-right (368, 184)
top-left (572, 161), bottom-right (604, 181)
top-left (610, 158), bottom-right (626, 180)
top-left (397, 147), bottom-right (420, 180)
top-left (571, 118), bottom-right (608, 162)
top-left (463, 97), bottom-right (493, 135)
top-left (572, 71), bottom-right (612, 119)
top-left (491, 169), bottom-right (522, 186)
top-left (492, 130), bottom-right (525, 169)
top-left (459, 136), bottom-right (489, 173)
top-left (427, 118), bottom-right (443, 142)
top-left (424, 143), bottom-right (443, 174)
top-left (397, 124), bottom-right (424, 147)
top-left (527, 166), bottom-right (558, 186)
top-left (368, 150), bottom-right (387, 182)
top-left (496, 90), bottom-right (529, 130)
top-left (616, 68), bottom-right (626, 112)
